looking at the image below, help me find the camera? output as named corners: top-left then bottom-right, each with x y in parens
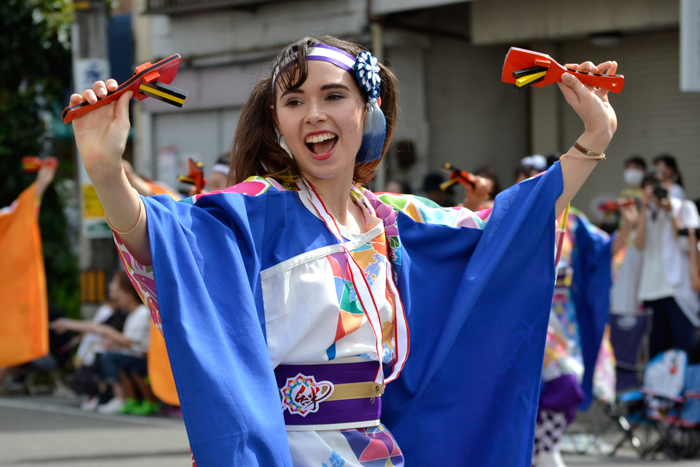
top-left (652, 183), bottom-right (668, 200)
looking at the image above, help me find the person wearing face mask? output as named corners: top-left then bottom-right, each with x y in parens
top-left (621, 156), bottom-right (646, 199)
top-left (608, 156), bottom-right (647, 389)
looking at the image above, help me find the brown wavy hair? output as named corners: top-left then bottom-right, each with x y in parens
top-left (228, 36), bottom-right (398, 186)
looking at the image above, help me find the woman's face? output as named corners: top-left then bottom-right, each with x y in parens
top-left (655, 161), bottom-right (671, 180)
top-left (108, 276), bottom-right (125, 308)
top-left (274, 60), bottom-right (365, 185)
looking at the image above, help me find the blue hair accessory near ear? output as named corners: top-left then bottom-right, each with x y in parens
top-left (355, 51), bottom-right (380, 99)
top-left (354, 51), bottom-right (386, 163)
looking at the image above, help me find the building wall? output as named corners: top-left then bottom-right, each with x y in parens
top-left (372, 0), bottom-right (468, 15)
top-left (382, 31), bottom-right (432, 190)
top-left (131, 0), bottom-right (697, 214)
top-left (471, 0), bottom-right (679, 45)
top-left (424, 36), bottom-right (529, 193)
top-left (560, 29), bottom-right (700, 218)
top-left (150, 0), bottom-right (367, 59)
top-left (152, 107), bottom-right (242, 187)
top-left (133, 0), bottom-right (371, 183)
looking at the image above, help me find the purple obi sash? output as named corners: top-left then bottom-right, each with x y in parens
top-left (274, 361), bottom-right (383, 431)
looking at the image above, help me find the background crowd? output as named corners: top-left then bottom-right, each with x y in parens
top-left (2, 2), bottom-right (700, 464)
top-left (4, 150), bottom-right (699, 416)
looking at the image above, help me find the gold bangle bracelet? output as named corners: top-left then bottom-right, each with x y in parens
top-left (561, 153), bottom-right (605, 161)
top-left (573, 141), bottom-right (606, 159)
top-left (105, 191), bottom-right (143, 235)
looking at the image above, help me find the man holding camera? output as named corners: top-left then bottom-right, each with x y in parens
top-left (635, 173), bottom-right (700, 358)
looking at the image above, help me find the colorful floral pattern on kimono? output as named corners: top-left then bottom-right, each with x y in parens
top-left (114, 233), bottom-right (161, 334)
top-left (373, 191), bottom-right (489, 229)
top-left (323, 229), bottom-right (398, 365)
top-left (592, 326), bottom-right (617, 403)
top-left (543, 220), bottom-right (583, 383)
top-left (340, 425), bottom-right (404, 466)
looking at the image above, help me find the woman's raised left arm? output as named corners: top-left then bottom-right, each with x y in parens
top-left (555, 61), bottom-right (618, 216)
top-left (35, 157), bottom-right (58, 201)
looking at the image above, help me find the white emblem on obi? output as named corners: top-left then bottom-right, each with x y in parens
top-left (280, 373), bottom-right (335, 417)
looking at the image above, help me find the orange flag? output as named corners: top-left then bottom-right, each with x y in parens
top-left (138, 182), bottom-right (180, 406)
top-left (148, 322), bottom-right (180, 406)
top-left (0, 184), bottom-right (48, 367)
top-left (146, 181), bottom-right (182, 201)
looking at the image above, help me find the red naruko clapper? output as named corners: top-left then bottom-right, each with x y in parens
top-left (22, 156), bottom-right (58, 173)
top-left (502, 47), bottom-right (624, 93)
top-left (62, 54), bottom-right (185, 124)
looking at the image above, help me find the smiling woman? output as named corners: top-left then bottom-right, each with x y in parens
top-left (274, 62), bottom-right (365, 185)
top-left (68, 34), bottom-right (618, 467)
top-left (230, 37), bottom-right (398, 192)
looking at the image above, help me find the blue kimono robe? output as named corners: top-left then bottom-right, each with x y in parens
top-left (118, 163), bottom-right (564, 466)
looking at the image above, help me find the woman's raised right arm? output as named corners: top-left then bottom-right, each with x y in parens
top-left (70, 80), bottom-right (151, 265)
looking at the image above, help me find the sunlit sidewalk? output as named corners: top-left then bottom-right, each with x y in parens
top-left (1, 394), bottom-right (698, 466)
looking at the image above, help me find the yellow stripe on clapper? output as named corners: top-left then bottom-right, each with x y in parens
top-left (139, 82), bottom-right (187, 107)
top-left (515, 71), bottom-right (547, 88)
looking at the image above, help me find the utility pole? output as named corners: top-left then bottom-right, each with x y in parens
top-left (71, 0), bottom-right (118, 317)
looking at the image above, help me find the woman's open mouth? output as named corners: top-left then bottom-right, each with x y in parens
top-left (305, 132), bottom-right (337, 160)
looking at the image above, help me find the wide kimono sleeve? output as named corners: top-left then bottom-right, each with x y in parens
top-left (116, 183), bottom-right (293, 467)
top-left (569, 210), bottom-right (613, 409)
top-left (380, 163), bottom-right (564, 466)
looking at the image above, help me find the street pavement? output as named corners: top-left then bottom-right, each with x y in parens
top-left (0, 395), bottom-right (189, 467)
top-left (1, 394), bottom-right (699, 466)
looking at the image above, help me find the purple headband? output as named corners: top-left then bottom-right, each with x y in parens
top-left (273, 44), bottom-right (356, 89)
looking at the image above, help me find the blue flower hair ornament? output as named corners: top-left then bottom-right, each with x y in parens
top-left (354, 51), bottom-right (386, 163)
top-left (355, 51), bottom-right (381, 99)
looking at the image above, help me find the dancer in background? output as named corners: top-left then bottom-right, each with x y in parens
top-left (205, 154), bottom-right (231, 192)
top-left (0, 158), bottom-right (58, 378)
top-left (531, 154), bottom-right (637, 466)
top-left (534, 199), bottom-right (637, 467)
top-left (122, 159), bottom-right (183, 200)
top-left (471, 164), bottom-right (501, 210)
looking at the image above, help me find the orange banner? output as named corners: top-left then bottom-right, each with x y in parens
top-left (148, 321), bottom-right (180, 406)
top-left (142, 181), bottom-right (180, 406)
top-left (147, 181), bottom-right (182, 201)
top-left (0, 184), bottom-right (48, 367)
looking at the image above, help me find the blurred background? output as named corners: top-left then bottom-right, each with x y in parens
top-left (2, 1), bottom-right (700, 465)
top-left (5, 0), bottom-right (700, 319)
